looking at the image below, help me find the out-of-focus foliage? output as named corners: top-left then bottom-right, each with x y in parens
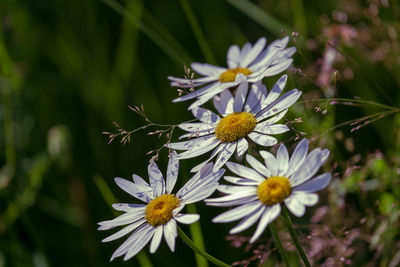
top-left (1, 0), bottom-right (400, 266)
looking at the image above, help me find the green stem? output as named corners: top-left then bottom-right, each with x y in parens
top-left (269, 222), bottom-right (291, 267)
top-left (300, 98), bottom-right (400, 111)
top-left (186, 204), bottom-right (208, 267)
top-left (177, 227), bottom-right (231, 267)
top-left (282, 207), bottom-right (311, 267)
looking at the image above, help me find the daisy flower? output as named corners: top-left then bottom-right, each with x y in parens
top-left (205, 139), bottom-right (331, 243)
top-left (166, 74), bottom-right (302, 172)
top-left (169, 36), bottom-right (296, 109)
top-left (98, 153), bottom-right (225, 261)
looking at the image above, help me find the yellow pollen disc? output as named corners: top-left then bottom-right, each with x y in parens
top-left (257, 176), bottom-right (292, 206)
top-left (145, 194), bottom-right (180, 227)
top-left (215, 112), bottom-right (257, 143)
top-left (219, 67), bottom-right (252, 83)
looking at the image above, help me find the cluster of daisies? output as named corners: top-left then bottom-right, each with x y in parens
top-left (98, 37), bottom-right (332, 261)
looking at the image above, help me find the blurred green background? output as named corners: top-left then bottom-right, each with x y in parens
top-left (1, 0), bottom-right (400, 266)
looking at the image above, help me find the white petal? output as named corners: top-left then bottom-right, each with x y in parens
top-left (177, 139), bottom-right (220, 159)
top-left (172, 82), bottom-right (219, 102)
top-left (276, 144), bottom-right (289, 175)
top-left (179, 122), bottom-right (215, 133)
top-left (148, 162), bottom-right (165, 197)
top-left (244, 83), bottom-right (263, 112)
top-left (164, 219), bottom-right (177, 251)
top-left (241, 37), bottom-right (266, 67)
top-left (175, 214), bottom-right (200, 224)
top-left (191, 62), bottom-right (225, 76)
top-left (166, 151), bottom-right (179, 193)
top-left (110, 224), bottom-right (152, 261)
top-left (204, 188), bottom-right (256, 204)
top-left (287, 139), bottom-right (309, 176)
top-left (229, 205), bottom-right (266, 234)
top-left (223, 176), bottom-right (261, 186)
top-left (290, 148), bottom-right (323, 187)
top-left (284, 195), bottom-right (305, 217)
top-left (124, 226), bottom-right (155, 260)
top-left (263, 58), bottom-right (293, 77)
top-left (220, 90), bottom-right (235, 114)
top-left (259, 151), bottom-right (278, 176)
top-left (98, 210), bottom-right (145, 230)
top-left (114, 178), bottom-right (152, 203)
top-left (254, 124), bottom-right (289, 135)
top-left (246, 154), bottom-right (270, 177)
top-left (190, 144), bottom-right (225, 173)
top-left (236, 138), bottom-right (249, 157)
top-left (249, 204), bottom-right (281, 243)
top-left (234, 81), bottom-right (248, 112)
top-left (206, 195), bottom-right (258, 207)
top-left (102, 219), bottom-right (146, 242)
top-left (213, 142), bottom-right (236, 171)
top-left (225, 162), bottom-right (265, 182)
top-left (260, 109), bottom-right (288, 125)
top-left (112, 203), bottom-right (146, 212)
top-left (192, 107), bottom-right (220, 124)
top-left (167, 134), bottom-right (215, 151)
top-left (132, 174), bottom-right (150, 188)
top-left (149, 226), bottom-right (163, 253)
top-left (256, 89), bottom-right (302, 121)
top-left (263, 74), bottom-right (287, 106)
top-left (293, 192), bottom-right (319, 206)
top-left (294, 173), bottom-right (331, 192)
top-left (213, 201), bottom-right (261, 223)
top-left (227, 44), bottom-right (240, 68)
top-left (248, 132), bottom-right (277, 147)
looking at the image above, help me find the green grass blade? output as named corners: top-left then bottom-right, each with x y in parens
top-left (291, 0), bottom-right (307, 35)
top-left (179, 0), bottom-right (217, 64)
top-left (186, 204), bottom-right (209, 267)
top-left (101, 0), bottom-right (187, 66)
top-left (225, 0), bottom-right (292, 36)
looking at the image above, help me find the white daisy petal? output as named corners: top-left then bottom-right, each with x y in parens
top-left (172, 82), bottom-right (219, 102)
top-left (213, 142), bottom-right (237, 171)
top-left (249, 204), bottom-right (281, 243)
top-left (242, 37), bottom-right (266, 67)
top-left (124, 226), bottom-right (155, 260)
top-left (110, 224), bottom-right (151, 261)
top-left (244, 83), bottom-right (263, 112)
top-left (98, 209), bottom-right (145, 229)
top-left (294, 173), bottom-right (331, 192)
top-left (204, 188), bottom-right (257, 204)
top-left (217, 184), bottom-right (256, 194)
top-left (236, 138), bottom-right (249, 157)
top-left (234, 80), bottom-right (249, 112)
top-left (259, 150), bottom-right (278, 176)
top-left (112, 203), bottom-right (146, 212)
top-left (102, 219), bottom-right (146, 242)
top-left (254, 123), bottom-right (289, 135)
top-left (164, 219), bottom-right (177, 251)
top-left (191, 62), bottom-right (226, 76)
top-left (248, 132), bottom-right (277, 147)
top-left (190, 143), bottom-right (226, 173)
top-left (167, 134), bottom-right (215, 151)
top-left (290, 148), bottom-right (322, 187)
top-left (220, 90), bottom-right (235, 115)
top-left (206, 195), bottom-right (258, 207)
top-left (260, 109), bottom-right (288, 125)
top-left (213, 201), bottom-right (261, 223)
top-left (239, 42), bottom-right (252, 63)
top-left (177, 139), bottom-right (220, 159)
top-left (166, 151), bottom-right (179, 194)
top-left (114, 178), bottom-right (152, 203)
top-left (293, 192), bottom-right (319, 206)
top-left (132, 174), bottom-right (150, 188)
top-left (225, 162), bottom-right (265, 182)
top-left (263, 74), bottom-right (287, 106)
top-left (263, 58), bottom-right (293, 77)
top-left (149, 226), bottom-right (163, 253)
top-left (246, 154), bottom-right (270, 177)
top-left (229, 205), bottom-right (266, 234)
top-left (223, 176), bottom-right (261, 186)
top-left (192, 107), bottom-right (220, 124)
top-left (256, 89), bottom-right (302, 121)
top-left (287, 139), bottom-right (309, 176)
top-left (284, 195), bottom-right (305, 217)
top-left (175, 214), bottom-right (200, 224)
top-left (276, 144), bottom-right (289, 175)
top-left (148, 162), bottom-right (165, 197)
top-left (178, 122), bottom-right (215, 133)
top-left (227, 44), bottom-right (240, 68)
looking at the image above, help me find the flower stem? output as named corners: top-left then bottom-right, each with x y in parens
top-left (282, 207), bottom-right (311, 267)
top-left (177, 227), bottom-right (231, 267)
top-left (269, 222), bottom-right (291, 267)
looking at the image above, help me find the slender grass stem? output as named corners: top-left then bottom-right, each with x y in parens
top-left (282, 207), bottom-right (311, 267)
top-left (300, 98), bottom-right (400, 111)
top-left (186, 204), bottom-right (208, 267)
top-left (177, 227), bottom-right (231, 267)
top-left (269, 222), bottom-right (291, 267)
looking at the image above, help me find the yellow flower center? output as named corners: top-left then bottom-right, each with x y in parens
top-left (219, 67), bottom-right (252, 83)
top-left (257, 176), bottom-right (292, 206)
top-left (145, 194), bottom-right (180, 227)
top-left (215, 112), bottom-right (257, 143)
